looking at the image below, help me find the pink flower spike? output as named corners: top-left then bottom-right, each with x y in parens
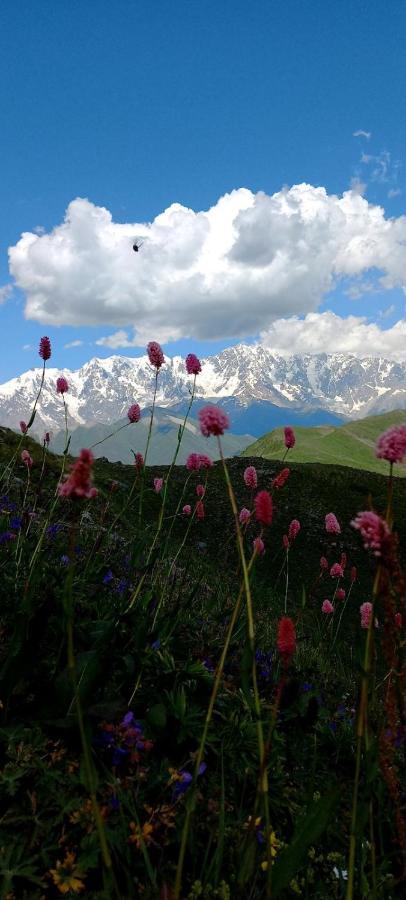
top-left (336, 588), bottom-right (346, 601)
top-left (322, 600), bottom-right (334, 614)
top-left (351, 510), bottom-right (390, 557)
top-left (39, 336), bottom-right (51, 361)
top-left (154, 477), bottom-right (164, 493)
top-left (283, 534), bottom-right (289, 550)
top-left (360, 602), bottom-right (373, 629)
top-left (244, 466), bottom-right (257, 489)
top-left (330, 562), bottom-right (344, 578)
top-left (58, 448), bottom-right (98, 499)
top-left (196, 484), bottom-right (205, 498)
top-left (253, 536), bottom-right (265, 556)
top-left (320, 556), bottom-right (328, 570)
top-left (21, 449), bottom-right (33, 468)
top-left (127, 403), bottom-right (141, 423)
top-left (195, 499), bottom-right (205, 519)
top-left (185, 353), bottom-right (201, 375)
top-left (134, 452), bottom-right (144, 470)
top-left (56, 376), bottom-right (69, 394)
top-left (277, 617), bottom-right (296, 664)
top-left (239, 507), bottom-right (251, 525)
top-left (186, 453), bottom-right (201, 471)
top-left (147, 341), bottom-right (164, 369)
top-left (284, 426), bottom-right (295, 449)
top-left (20, 420), bottom-right (28, 434)
top-left (182, 504), bottom-right (192, 516)
top-left (198, 453), bottom-right (213, 469)
top-left (44, 432), bottom-right (50, 445)
top-left (376, 424), bottom-right (406, 464)
top-left (325, 512), bottom-right (341, 534)
top-left (288, 519), bottom-right (300, 542)
top-left (199, 405), bottom-right (230, 437)
top-left (254, 490), bottom-right (273, 526)
top-left (272, 467), bottom-right (290, 489)
top-left (394, 612), bottom-right (402, 628)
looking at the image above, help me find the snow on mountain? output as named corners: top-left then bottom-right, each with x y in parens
top-left (1, 344), bottom-right (406, 436)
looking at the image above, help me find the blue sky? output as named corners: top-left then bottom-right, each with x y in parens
top-left (1, 0), bottom-right (406, 381)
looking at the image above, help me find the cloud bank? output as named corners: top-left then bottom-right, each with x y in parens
top-left (259, 311), bottom-right (406, 361)
top-left (8, 185), bottom-right (406, 346)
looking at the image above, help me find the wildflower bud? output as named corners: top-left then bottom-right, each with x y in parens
top-left (134, 452), bottom-right (144, 470)
top-left (185, 353), bottom-right (201, 375)
top-left (195, 499), bottom-right (205, 519)
top-left (20, 420), bottom-right (28, 434)
top-left (360, 601), bottom-right (373, 629)
top-left (376, 424), bottom-right (406, 464)
top-left (272, 467), bottom-right (290, 489)
top-left (254, 490), bottom-right (273, 526)
top-left (320, 556), bottom-right (328, 570)
top-left (56, 376), bottom-right (69, 394)
top-left (198, 453), bottom-right (213, 469)
top-left (253, 536), bottom-right (265, 555)
top-left (58, 448), bottom-right (98, 499)
top-left (154, 477), bottom-right (164, 493)
top-left (283, 534), bottom-right (289, 550)
top-left (288, 519), bottom-right (300, 542)
top-left (44, 432), bottom-right (50, 445)
top-left (336, 588), bottom-right (346, 601)
top-left (21, 449), bottom-right (33, 468)
top-left (284, 426), bottom-right (295, 449)
top-left (351, 510), bottom-right (390, 557)
top-left (394, 612), bottom-right (402, 628)
top-left (39, 335), bottom-right (51, 360)
top-left (239, 507), bottom-right (251, 525)
top-left (322, 599), bottom-right (334, 614)
top-left (325, 513), bottom-right (341, 534)
top-left (277, 616), bottom-right (296, 665)
top-left (196, 484), bottom-right (205, 498)
top-left (182, 504), bottom-right (192, 516)
top-left (244, 466), bottom-right (257, 488)
top-left (340, 552), bottom-right (347, 569)
top-left (127, 403), bottom-right (141, 423)
top-left (199, 405), bottom-right (230, 437)
top-left (186, 452), bottom-right (201, 471)
top-left (330, 562), bottom-right (344, 578)
top-left (147, 341), bottom-right (164, 369)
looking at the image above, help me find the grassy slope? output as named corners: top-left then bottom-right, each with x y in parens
top-left (242, 409), bottom-right (406, 476)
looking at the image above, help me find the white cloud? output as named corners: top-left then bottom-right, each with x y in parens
top-left (0, 284), bottom-right (12, 304)
top-left (8, 186), bottom-right (406, 343)
top-left (64, 339), bottom-right (84, 348)
top-left (95, 330), bottom-right (135, 349)
top-left (353, 130), bottom-right (371, 140)
top-left (259, 311), bottom-right (406, 361)
top-left (388, 188), bottom-right (401, 199)
top-left (22, 343), bottom-right (32, 350)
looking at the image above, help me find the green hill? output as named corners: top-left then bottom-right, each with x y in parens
top-left (242, 409), bottom-right (406, 476)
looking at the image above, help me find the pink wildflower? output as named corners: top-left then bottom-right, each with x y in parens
top-left (44, 432), bottom-right (50, 445)
top-left (20, 420), bottom-right (28, 434)
top-left (320, 556), bottom-right (328, 570)
top-left (325, 512), bottom-right (341, 535)
top-left (244, 466), bottom-right (257, 489)
top-left (360, 602), bottom-right (373, 629)
top-left (394, 612), bottom-right (402, 628)
top-left (288, 519), bottom-right (300, 542)
top-left (277, 617), bottom-right (296, 664)
top-left (284, 426), bottom-right (295, 449)
top-left (196, 484), bottom-right (205, 498)
top-left (134, 452), bottom-right (144, 470)
top-left (336, 588), bottom-right (346, 601)
top-left (350, 566), bottom-right (357, 583)
top-left (283, 534), bottom-right (289, 550)
top-left (272, 467), bottom-right (290, 489)
top-left (254, 490), bottom-right (273, 526)
top-left (198, 405), bottom-right (230, 437)
top-left (185, 353), bottom-right (201, 375)
top-left (198, 453), bottom-right (213, 469)
top-left (239, 507), bottom-right (251, 525)
top-left (127, 403), bottom-right (141, 423)
top-left (154, 477), bottom-right (164, 493)
top-left (322, 600), bottom-right (334, 614)
top-left (58, 448), bottom-right (98, 499)
top-left (376, 424), bottom-right (406, 464)
top-left (147, 341), bottom-right (164, 369)
top-left (21, 449), bottom-right (33, 468)
top-left (183, 504), bottom-right (192, 516)
top-left (330, 562), bottom-right (344, 578)
top-left (39, 336), bottom-right (51, 361)
top-left (186, 453), bottom-right (201, 471)
top-left (253, 536), bottom-right (265, 555)
top-left (351, 510), bottom-right (390, 557)
top-left (340, 552), bottom-right (347, 570)
top-left (56, 376), bottom-right (69, 394)
top-left (195, 499), bottom-right (205, 519)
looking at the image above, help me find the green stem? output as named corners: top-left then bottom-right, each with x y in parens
top-left (138, 370), bottom-right (159, 524)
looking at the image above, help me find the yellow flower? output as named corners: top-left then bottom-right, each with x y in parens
top-left (49, 851), bottom-right (85, 894)
top-left (260, 831), bottom-right (282, 869)
top-left (128, 820), bottom-right (155, 849)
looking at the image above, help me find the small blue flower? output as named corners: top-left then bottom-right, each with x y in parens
top-left (47, 523), bottom-right (61, 540)
top-left (151, 639), bottom-right (161, 651)
top-left (103, 570), bottom-right (113, 585)
top-left (9, 516), bottom-right (23, 531)
top-left (60, 555), bottom-right (70, 566)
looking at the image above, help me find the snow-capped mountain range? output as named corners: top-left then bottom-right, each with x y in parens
top-left (1, 345), bottom-right (406, 437)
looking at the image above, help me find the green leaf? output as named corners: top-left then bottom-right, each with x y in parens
top-left (148, 703), bottom-right (167, 729)
top-left (271, 788), bottom-right (340, 896)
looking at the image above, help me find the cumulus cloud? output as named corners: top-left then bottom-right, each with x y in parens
top-left (259, 311), bottom-right (406, 361)
top-left (0, 284), bottom-right (12, 304)
top-left (64, 339), bottom-right (84, 348)
top-left (8, 185), bottom-right (406, 343)
top-left (353, 129), bottom-right (371, 140)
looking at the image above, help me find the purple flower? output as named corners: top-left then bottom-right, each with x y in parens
top-left (103, 570), bottom-right (113, 585)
